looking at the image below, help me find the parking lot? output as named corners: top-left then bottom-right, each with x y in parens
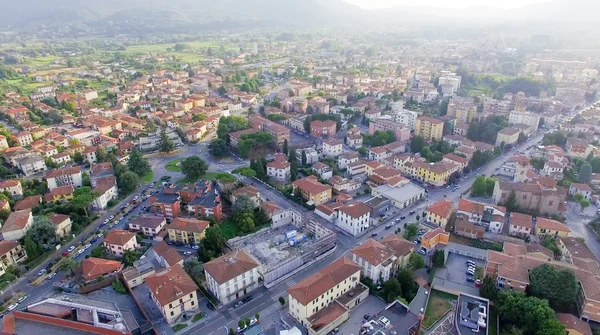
top-left (432, 251), bottom-right (486, 296)
top-left (335, 295), bottom-right (388, 335)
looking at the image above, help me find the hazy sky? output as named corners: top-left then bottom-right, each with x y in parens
top-left (343, 0), bottom-right (551, 9)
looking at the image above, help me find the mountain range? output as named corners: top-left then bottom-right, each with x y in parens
top-left (1, 0), bottom-right (598, 33)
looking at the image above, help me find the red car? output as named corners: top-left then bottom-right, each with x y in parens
top-left (61, 251), bottom-right (69, 257)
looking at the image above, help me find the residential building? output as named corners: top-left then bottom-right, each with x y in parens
top-left (248, 115), bottom-right (290, 145)
top-left (411, 161), bottom-right (458, 187)
top-left (508, 212), bottom-right (533, 237)
top-left (457, 199), bottom-right (506, 234)
top-left (323, 139), bottom-right (343, 157)
top-left (16, 155), bottom-right (47, 176)
top-left (312, 162), bottom-right (333, 180)
top-left (368, 119), bottom-right (410, 141)
top-left (415, 116), bottom-right (444, 141)
top-left (129, 216), bottom-right (167, 238)
top-left (145, 265), bottom-right (199, 324)
top-left (0, 240), bottom-right (27, 276)
top-left (149, 188), bottom-right (181, 219)
top-left (13, 195), bottom-right (41, 211)
top-left (351, 239), bottom-right (396, 283)
top-left (337, 152), bottom-right (359, 170)
top-left (556, 313), bottom-right (592, 335)
top-left (167, 218), bottom-right (209, 245)
top-left (335, 202), bottom-right (371, 236)
top-left (231, 186), bottom-right (261, 208)
top-left (90, 162), bottom-right (114, 187)
top-left (508, 110), bottom-right (541, 130)
top-left (310, 120), bottom-right (337, 138)
top-left (496, 128), bottom-right (521, 147)
top-left (492, 181), bottom-right (567, 216)
top-left (47, 213), bottom-right (72, 238)
top-left (542, 161), bottom-right (565, 180)
top-left (267, 153), bottom-right (291, 181)
top-left (45, 166), bottom-right (82, 191)
top-left (81, 257), bottom-right (123, 283)
top-left (182, 181), bottom-right (222, 221)
top-left (420, 228), bottom-right (450, 253)
top-left (92, 177), bottom-right (118, 210)
top-left (535, 217), bottom-right (570, 238)
top-left (454, 217), bottom-right (485, 239)
top-left (287, 257), bottom-right (368, 335)
top-left (327, 176), bottom-right (362, 193)
top-left (0, 180), bottom-right (23, 197)
top-left (569, 183), bottom-right (593, 200)
top-left (103, 230), bottom-right (138, 257)
top-left (203, 250), bottom-right (261, 304)
top-left (1, 209), bottom-right (33, 241)
top-left (16, 131), bottom-right (33, 147)
top-left (426, 199), bottom-right (454, 229)
top-left (498, 155), bottom-right (531, 182)
top-left (394, 109), bottom-right (418, 130)
top-left (442, 154), bottom-right (468, 173)
top-left (292, 176), bottom-right (333, 206)
top-left (566, 137), bottom-right (592, 158)
top-left (150, 241), bottom-right (184, 268)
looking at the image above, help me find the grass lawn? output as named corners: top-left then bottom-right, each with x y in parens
top-left (166, 159), bottom-right (184, 172)
top-left (192, 313), bottom-right (205, 323)
top-left (141, 171), bottom-right (155, 183)
top-left (422, 290), bottom-right (457, 328)
top-left (218, 218), bottom-right (269, 240)
top-left (172, 324), bottom-right (188, 332)
top-left (489, 306), bottom-right (498, 335)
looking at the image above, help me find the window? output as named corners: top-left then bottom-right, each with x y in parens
top-left (549, 201), bottom-right (553, 206)
top-left (522, 195), bottom-right (527, 200)
top-left (171, 311), bottom-right (174, 316)
top-left (169, 303), bottom-right (172, 308)
top-left (190, 293), bottom-right (193, 298)
top-left (191, 301), bottom-right (194, 306)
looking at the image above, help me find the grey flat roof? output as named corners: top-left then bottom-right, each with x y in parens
top-left (373, 183), bottom-right (425, 203)
top-left (378, 301), bottom-right (420, 335)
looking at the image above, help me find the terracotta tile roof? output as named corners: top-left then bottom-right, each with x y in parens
top-left (169, 218), bottom-right (209, 234)
top-left (129, 216), bottom-right (165, 230)
top-left (0, 240), bottom-right (20, 257)
top-left (427, 199), bottom-right (454, 219)
top-left (261, 201), bottom-right (280, 215)
top-left (338, 202), bottom-right (371, 218)
top-left (46, 185), bottom-right (74, 198)
top-left (351, 239), bottom-right (394, 266)
top-left (2, 209), bottom-right (31, 233)
top-left (422, 228), bottom-right (448, 240)
top-left (288, 257), bottom-right (361, 305)
top-left (510, 212), bottom-right (533, 229)
top-left (45, 166), bottom-right (81, 179)
top-left (372, 167), bottom-right (401, 179)
top-left (232, 185), bottom-right (259, 198)
top-left (537, 217), bottom-right (570, 232)
top-left (104, 229), bottom-right (136, 246)
top-left (267, 158), bottom-right (291, 170)
top-left (203, 250), bottom-right (260, 285)
top-left (0, 179), bottom-right (20, 188)
top-left (81, 257), bottom-right (122, 281)
top-left (571, 183), bottom-right (593, 193)
top-left (145, 264), bottom-right (198, 306)
top-left (13, 195), bottom-right (41, 211)
top-left (417, 116), bottom-right (443, 124)
top-left (91, 162), bottom-right (113, 175)
top-left (380, 234), bottom-right (414, 257)
top-left (292, 176), bottom-right (332, 195)
top-left (443, 153), bottom-right (468, 165)
top-left (152, 241), bottom-right (183, 267)
top-left (47, 213), bottom-right (70, 226)
top-left (557, 313), bottom-right (592, 335)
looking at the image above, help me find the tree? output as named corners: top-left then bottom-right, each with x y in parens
top-left (279, 297), bottom-right (286, 306)
top-left (431, 250), bottom-right (445, 267)
top-left (358, 146), bottom-right (367, 156)
top-left (199, 226), bottom-right (226, 262)
top-left (0, 209), bottom-right (10, 222)
top-left (408, 253), bottom-right (425, 270)
top-left (229, 328), bottom-right (236, 335)
top-left (232, 167), bottom-right (256, 178)
top-left (503, 191), bottom-right (520, 212)
top-left (209, 139), bottom-right (229, 157)
top-left (396, 268), bottom-right (418, 301)
top-left (232, 195), bottom-right (254, 214)
top-left (234, 212), bottom-right (255, 233)
top-left (581, 198), bottom-right (591, 210)
top-left (403, 223), bottom-right (418, 240)
top-left (122, 250), bottom-right (137, 267)
top-left (118, 171), bottom-right (140, 194)
top-left (127, 149), bottom-right (151, 177)
top-left (479, 276), bottom-right (498, 301)
top-left (26, 216), bottom-right (58, 248)
top-left (383, 278), bottom-right (402, 303)
top-left (73, 151), bottom-right (84, 164)
top-left (24, 236), bottom-right (41, 259)
top-left (410, 136), bottom-right (426, 153)
top-left (253, 208), bottom-right (270, 227)
top-left (301, 150), bottom-right (307, 166)
top-left (238, 320), bottom-right (245, 328)
top-left (255, 312), bottom-right (260, 321)
top-left (282, 139), bottom-right (288, 155)
top-left (57, 257), bottom-right (78, 275)
top-left (579, 163), bottom-right (593, 183)
top-left (529, 263), bottom-right (578, 312)
top-left (181, 156), bottom-right (208, 180)
top-left (497, 291), bottom-right (561, 335)
top-left (158, 128), bottom-right (174, 153)
top-left (471, 175), bottom-right (487, 197)
top-left (91, 246), bottom-right (104, 258)
top-left (183, 258), bottom-right (204, 280)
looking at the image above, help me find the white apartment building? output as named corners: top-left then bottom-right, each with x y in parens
top-left (103, 230), bottom-right (138, 257)
top-left (335, 202), bottom-right (371, 236)
top-left (323, 139), bottom-right (343, 157)
top-left (45, 166), bottom-right (83, 191)
top-left (457, 199), bottom-right (506, 234)
top-left (266, 153), bottom-right (291, 181)
top-left (203, 250), bottom-right (261, 304)
top-left (509, 110), bottom-right (541, 130)
top-left (438, 75), bottom-right (462, 92)
top-left (351, 239), bottom-right (396, 283)
top-left (394, 109), bottom-right (418, 130)
top-left (16, 155), bottom-right (47, 176)
top-left (92, 180), bottom-right (119, 210)
top-left (337, 152), bottom-right (359, 170)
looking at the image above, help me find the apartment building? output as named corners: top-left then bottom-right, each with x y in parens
top-left (368, 119), bottom-right (410, 141)
top-left (248, 114), bottom-right (290, 145)
top-left (337, 152), bottom-right (359, 170)
top-left (81, 257), bottom-right (123, 283)
top-left (287, 257), bottom-right (369, 335)
top-left (569, 183), bottom-right (593, 200)
top-left (45, 166), bottom-right (83, 191)
top-left (267, 153), bottom-right (291, 181)
top-left (310, 120), bottom-right (337, 138)
top-left (415, 116), bottom-right (444, 141)
top-left (103, 230), bottom-right (138, 257)
top-left (535, 217), bottom-right (570, 238)
top-left (496, 128), bottom-right (521, 147)
top-left (351, 236), bottom-right (413, 284)
top-left (203, 250), bottom-right (261, 304)
top-left (426, 199), bottom-right (454, 229)
top-left (0, 240), bottom-right (27, 276)
top-left (508, 110), bottom-right (541, 130)
top-left (167, 218), bottom-right (209, 245)
top-left (508, 212), bottom-right (533, 237)
top-left (335, 202), bottom-right (371, 236)
top-left (457, 199), bottom-right (506, 234)
top-left (149, 188), bottom-right (181, 219)
top-left (231, 186), bottom-right (261, 208)
top-left (292, 176), bottom-right (333, 206)
top-left (323, 139), bottom-right (343, 157)
top-left (1, 209), bottom-right (33, 241)
top-left (129, 216), bottom-right (167, 238)
top-left (0, 180), bottom-right (23, 198)
top-left (47, 213), bottom-right (72, 238)
top-left (145, 265), bottom-right (199, 324)
top-left (393, 109), bottom-right (418, 130)
top-left (92, 177), bottom-right (118, 210)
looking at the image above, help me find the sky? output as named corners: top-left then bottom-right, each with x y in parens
top-left (343, 0), bottom-right (552, 9)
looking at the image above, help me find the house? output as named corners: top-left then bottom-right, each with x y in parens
top-left (182, 181), bottom-right (222, 221)
top-left (231, 186), bottom-right (261, 208)
top-left (442, 154), bottom-right (468, 173)
top-left (337, 152), bottom-right (359, 170)
top-left (556, 313), bottom-right (592, 335)
top-left (508, 212), bottom-right (533, 237)
top-left (457, 199), bottom-right (506, 234)
top-left (90, 162), bottom-right (113, 187)
top-left (129, 216), bottom-right (167, 238)
top-left (15, 155), bottom-right (47, 176)
top-left (426, 199), bottom-right (454, 229)
top-left (310, 120), bottom-right (337, 138)
top-left (0, 240), bottom-right (27, 276)
top-left (420, 228), bottom-right (450, 253)
top-left (569, 183), bottom-right (593, 200)
top-left (1, 209), bottom-right (33, 241)
top-left (495, 128), bottom-right (521, 147)
top-left (45, 166), bottom-right (82, 191)
top-left (351, 239), bottom-right (396, 283)
top-left (203, 250), bottom-right (261, 304)
top-left (346, 132), bottom-right (363, 149)
top-left (327, 176), bottom-right (362, 193)
top-left (167, 218), bottom-right (209, 245)
top-left (542, 161), bottom-right (564, 179)
top-left (16, 131), bottom-right (33, 147)
top-left (411, 161), bottom-right (458, 187)
top-left (0, 180), bottom-right (23, 198)
top-left (371, 183), bottom-right (426, 209)
top-left (103, 230), bottom-right (138, 257)
top-left (47, 213), bottom-right (72, 238)
top-left (287, 257), bottom-right (368, 335)
top-left (566, 137), bottom-right (592, 158)
top-left (267, 153), bottom-right (291, 181)
top-left (492, 181), bottom-right (567, 216)
top-left (335, 202), bottom-right (371, 236)
top-left (292, 176), bottom-right (333, 206)
top-left (0, 135), bottom-right (8, 151)
top-left (322, 139), bottom-right (343, 157)
top-left (92, 177), bottom-right (118, 210)
top-left (185, 127), bottom-right (206, 142)
top-left (81, 257), bottom-right (123, 283)
top-left (415, 116), bottom-right (444, 141)
top-left (150, 241), bottom-right (184, 268)
top-left (454, 217), bottom-right (485, 239)
top-left (145, 265), bottom-right (199, 324)
top-left (44, 185), bottom-right (74, 203)
top-left (535, 217), bottom-right (570, 238)
top-left (50, 152), bottom-right (71, 165)
top-left (13, 195), bottom-right (41, 211)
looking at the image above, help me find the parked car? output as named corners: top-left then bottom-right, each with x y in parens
top-left (183, 251), bottom-right (192, 256)
top-left (84, 244), bottom-right (92, 250)
top-left (466, 277), bottom-right (475, 283)
top-left (371, 233), bottom-right (378, 237)
top-left (234, 301), bottom-right (243, 308)
top-left (47, 272), bottom-right (57, 280)
top-left (249, 317), bottom-right (258, 326)
top-left (17, 295), bottom-right (27, 303)
top-left (400, 216), bottom-right (406, 220)
top-left (7, 304), bottom-right (18, 311)
top-left (385, 224), bottom-right (392, 229)
top-left (418, 249), bottom-right (426, 255)
top-left (409, 210), bottom-right (416, 215)
top-left (242, 295), bottom-right (253, 303)
top-left (67, 246), bottom-right (75, 252)
top-left (37, 269), bottom-right (46, 276)
top-left (206, 302), bottom-right (216, 311)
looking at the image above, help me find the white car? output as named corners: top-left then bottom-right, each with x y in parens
top-left (109, 215), bottom-right (115, 220)
top-left (249, 317), bottom-right (258, 326)
top-left (84, 244), bottom-right (92, 250)
top-left (47, 272), bottom-right (57, 280)
top-left (77, 249), bottom-right (85, 256)
top-left (17, 295), bottom-right (28, 303)
top-left (7, 304), bottom-right (18, 311)
top-left (183, 251), bottom-right (192, 256)
top-left (67, 246), bottom-right (75, 252)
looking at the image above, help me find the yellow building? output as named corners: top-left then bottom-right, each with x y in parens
top-left (455, 107), bottom-right (477, 124)
top-left (415, 116), bottom-right (444, 141)
top-left (44, 185), bottom-right (74, 203)
top-left (145, 264), bottom-right (199, 324)
top-left (414, 161), bottom-right (458, 187)
top-left (287, 257), bottom-right (369, 335)
top-left (535, 217), bottom-right (570, 238)
top-left (426, 199), bottom-right (454, 229)
top-left (420, 228), bottom-right (450, 252)
top-left (167, 218), bottom-right (210, 244)
top-left (291, 176), bottom-right (332, 206)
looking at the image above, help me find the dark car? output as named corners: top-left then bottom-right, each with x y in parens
top-left (385, 224), bottom-right (392, 229)
top-left (466, 276), bottom-right (475, 283)
top-left (363, 314), bottom-right (372, 321)
top-left (242, 295), bottom-right (253, 303)
top-left (400, 216), bottom-right (406, 220)
top-left (206, 302), bottom-right (216, 311)
top-left (409, 210), bottom-right (416, 215)
top-left (371, 233), bottom-right (378, 237)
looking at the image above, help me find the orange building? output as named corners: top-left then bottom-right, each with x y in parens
top-left (420, 228), bottom-right (449, 252)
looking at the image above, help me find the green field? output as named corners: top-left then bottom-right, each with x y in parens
top-left (422, 290), bottom-right (457, 328)
top-left (25, 55), bottom-right (59, 67)
top-left (141, 171), bottom-right (155, 183)
top-left (122, 41), bottom-right (236, 64)
top-left (218, 218), bottom-right (269, 240)
top-left (165, 159), bottom-right (184, 172)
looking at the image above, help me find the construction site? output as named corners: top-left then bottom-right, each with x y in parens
top-left (228, 210), bottom-right (337, 287)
